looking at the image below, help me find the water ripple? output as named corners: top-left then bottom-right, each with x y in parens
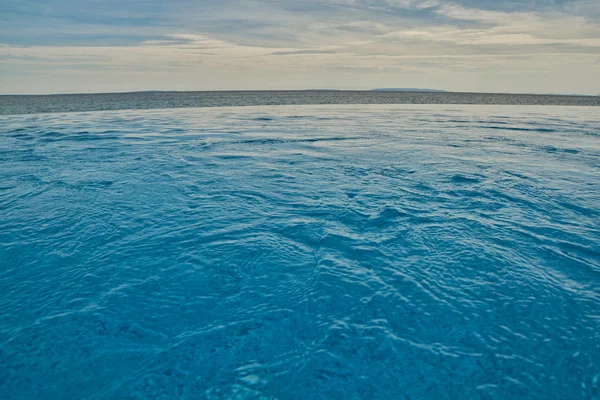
top-left (1, 105), bottom-right (599, 399)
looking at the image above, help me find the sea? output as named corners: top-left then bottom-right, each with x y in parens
top-left (1, 90), bottom-right (600, 115)
top-left (1, 92), bottom-right (599, 399)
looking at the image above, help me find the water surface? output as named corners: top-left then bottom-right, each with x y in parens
top-left (1, 91), bottom-right (599, 116)
top-left (1, 105), bottom-right (599, 399)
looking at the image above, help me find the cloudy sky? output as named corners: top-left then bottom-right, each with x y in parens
top-left (1, 0), bottom-right (599, 94)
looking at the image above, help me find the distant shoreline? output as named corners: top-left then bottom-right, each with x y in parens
top-left (0, 89), bottom-right (597, 97)
top-left (371, 88), bottom-right (447, 93)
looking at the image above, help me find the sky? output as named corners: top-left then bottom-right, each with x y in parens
top-left (1, 0), bottom-right (600, 95)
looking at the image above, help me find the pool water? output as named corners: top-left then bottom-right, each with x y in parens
top-left (1, 105), bottom-right (599, 399)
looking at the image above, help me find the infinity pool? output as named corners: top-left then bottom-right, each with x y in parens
top-left (1, 105), bottom-right (599, 399)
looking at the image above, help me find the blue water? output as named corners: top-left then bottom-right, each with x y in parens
top-left (1, 105), bottom-right (599, 399)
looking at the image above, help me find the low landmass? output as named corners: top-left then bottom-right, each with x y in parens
top-left (372, 88), bottom-right (448, 92)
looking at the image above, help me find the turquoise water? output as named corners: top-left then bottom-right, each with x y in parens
top-left (1, 105), bottom-right (599, 399)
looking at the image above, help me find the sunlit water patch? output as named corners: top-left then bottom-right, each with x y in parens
top-left (1, 105), bottom-right (599, 399)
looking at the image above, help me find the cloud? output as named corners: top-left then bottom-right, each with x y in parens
top-left (379, 3), bottom-right (600, 48)
top-left (1, 0), bottom-right (600, 94)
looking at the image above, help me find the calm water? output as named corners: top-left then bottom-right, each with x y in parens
top-left (1, 105), bottom-right (599, 399)
top-left (1, 91), bottom-right (600, 116)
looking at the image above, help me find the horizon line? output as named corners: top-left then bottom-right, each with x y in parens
top-left (1, 89), bottom-right (598, 97)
